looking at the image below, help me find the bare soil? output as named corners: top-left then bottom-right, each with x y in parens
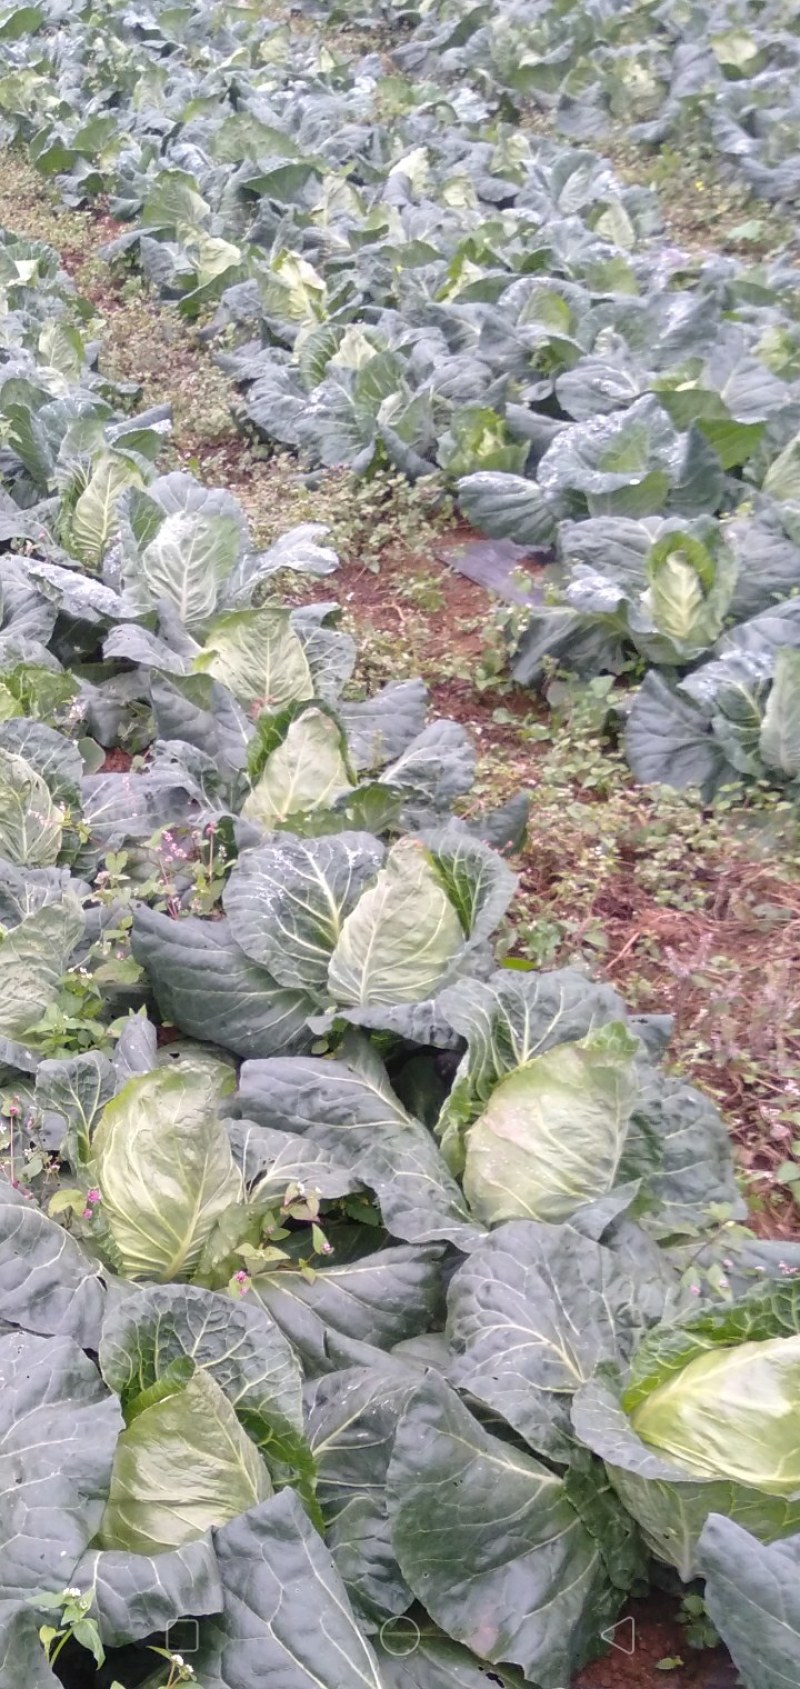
top-left (574, 1597), bottom-right (738, 1688)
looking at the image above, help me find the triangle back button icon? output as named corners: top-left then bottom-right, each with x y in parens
top-left (599, 1616), bottom-right (636, 1656)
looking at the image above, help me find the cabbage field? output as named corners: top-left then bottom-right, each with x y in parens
top-left (0, 0), bottom-right (800, 1686)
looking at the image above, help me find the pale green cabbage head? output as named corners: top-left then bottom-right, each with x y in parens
top-left (242, 706), bottom-right (353, 829)
top-left (98, 1368), bottom-right (272, 1554)
top-left (462, 1021), bottom-right (639, 1225)
top-left (631, 1334), bottom-right (800, 1496)
top-left (327, 836), bottom-right (464, 1007)
top-left (92, 1067), bottom-right (243, 1281)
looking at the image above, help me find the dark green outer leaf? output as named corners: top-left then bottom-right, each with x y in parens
top-left (338, 680), bottom-right (428, 773)
top-left (131, 908), bottom-right (316, 1059)
top-left (249, 1245), bottom-right (444, 1377)
top-left (446, 1220), bottom-right (655, 1459)
top-left (0, 1601), bottom-right (60, 1689)
top-left (382, 721), bottom-right (476, 810)
top-left (374, 1621), bottom-right (529, 1689)
top-left (0, 1203), bottom-right (106, 1348)
top-left (564, 1447), bottom-right (646, 1595)
top-left (626, 1072), bottom-right (745, 1237)
top-left (456, 472), bottom-right (557, 546)
top-left (113, 1014), bottom-right (158, 1084)
top-left (228, 1119), bottom-right (361, 1202)
top-left (625, 672), bottom-right (727, 792)
top-left (0, 1331), bottom-right (122, 1602)
top-left (81, 769), bottom-right (203, 850)
top-left (149, 670), bottom-right (252, 774)
top-left (194, 1488), bottom-right (384, 1689)
top-left (465, 793), bottom-right (530, 855)
top-left (698, 1514), bottom-right (800, 1689)
top-left (318, 998), bottom-right (463, 1051)
top-left (73, 1535), bottom-right (222, 1648)
top-left (386, 1374), bottom-right (621, 1686)
top-left (511, 599), bottom-right (630, 688)
top-left (305, 1362), bottom-right (420, 1626)
top-left (236, 1045), bottom-right (479, 1250)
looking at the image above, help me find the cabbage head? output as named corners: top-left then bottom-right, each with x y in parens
top-left (631, 1335), bottom-right (800, 1496)
top-left (572, 1289), bottom-right (800, 1580)
top-left (641, 530), bottom-right (736, 659)
top-left (98, 1367), bottom-right (271, 1554)
top-left (462, 1021), bottom-right (639, 1225)
top-left (92, 1067), bottom-right (243, 1281)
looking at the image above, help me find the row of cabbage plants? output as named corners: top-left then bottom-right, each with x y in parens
top-left (396, 0), bottom-right (800, 206)
top-left (0, 197), bottom-right (799, 1688)
top-left (1, 0), bottom-right (800, 792)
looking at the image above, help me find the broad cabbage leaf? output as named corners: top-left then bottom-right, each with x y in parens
top-left (698, 1515), bottom-right (800, 1689)
top-left (193, 607), bottom-right (313, 712)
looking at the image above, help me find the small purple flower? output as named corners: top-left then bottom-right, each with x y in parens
top-left (86, 1189), bottom-right (101, 1206)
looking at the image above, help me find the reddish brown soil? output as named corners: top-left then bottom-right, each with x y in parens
top-left (57, 211), bottom-right (127, 288)
top-left (328, 535), bottom-right (538, 740)
top-left (591, 867), bottom-right (800, 1222)
top-left (99, 747), bottom-right (133, 773)
top-left (155, 1023), bottom-right (181, 1046)
top-left (574, 1597), bottom-right (737, 1688)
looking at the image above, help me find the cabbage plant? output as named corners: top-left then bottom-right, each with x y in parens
top-left (641, 530), bottom-right (737, 660)
top-left (573, 1282), bottom-right (800, 1577)
top-left (627, 619), bottom-right (800, 795)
